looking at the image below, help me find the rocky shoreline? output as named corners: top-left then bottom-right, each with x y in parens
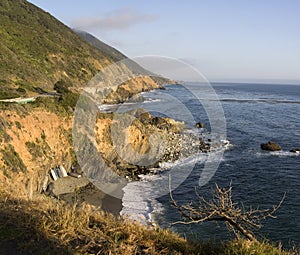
top-left (93, 108), bottom-right (214, 181)
top-left (46, 80), bottom-right (219, 214)
top-left (49, 108), bottom-right (214, 214)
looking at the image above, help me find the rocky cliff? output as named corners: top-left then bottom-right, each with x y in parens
top-left (0, 103), bottom-right (73, 194)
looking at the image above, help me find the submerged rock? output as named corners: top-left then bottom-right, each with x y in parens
top-left (260, 141), bottom-right (282, 151)
top-left (290, 148), bottom-right (300, 153)
top-left (195, 122), bottom-right (205, 128)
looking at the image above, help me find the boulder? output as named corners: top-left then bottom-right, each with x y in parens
top-left (137, 111), bottom-right (152, 124)
top-left (260, 141), bottom-right (282, 151)
top-left (195, 122), bottom-right (205, 128)
top-left (290, 148), bottom-right (300, 153)
top-left (127, 94), bottom-right (145, 103)
top-left (151, 116), bottom-right (170, 130)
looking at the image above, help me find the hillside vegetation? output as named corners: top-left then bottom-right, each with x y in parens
top-left (0, 0), bottom-right (158, 100)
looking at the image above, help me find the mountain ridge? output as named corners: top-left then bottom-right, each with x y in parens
top-left (0, 0), bottom-right (160, 100)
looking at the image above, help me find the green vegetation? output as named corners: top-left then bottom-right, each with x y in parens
top-left (31, 96), bottom-right (69, 116)
top-left (31, 96), bottom-right (63, 113)
top-left (0, 101), bottom-right (28, 118)
top-left (15, 120), bottom-right (22, 129)
top-left (60, 91), bottom-right (80, 111)
top-left (0, 88), bottom-right (19, 100)
top-left (41, 130), bottom-right (46, 140)
top-left (28, 90), bottom-right (79, 115)
top-left (53, 79), bottom-right (71, 94)
top-left (25, 141), bottom-right (43, 158)
top-left (0, 116), bottom-right (11, 142)
top-left (76, 31), bottom-right (127, 62)
top-left (0, 0), bottom-right (127, 99)
top-left (0, 144), bottom-right (27, 173)
top-left (25, 137), bottom-right (51, 160)
top-left (16, 87), bottom-right (26, 94)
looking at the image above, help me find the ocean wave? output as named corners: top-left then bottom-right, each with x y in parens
top-left (142, 98), bottom-right (161, 103)
top-left (159, 152), bottom-right (208, 169)
top-left (98, 104), bottom-right (117, 112)
top-left (120, 179), bottom-right (165, 225)
top-left (256, 151), bottom-right (300, 157)
top-left (203, 98), bottom-right (300, 105)
top-left (120, 145), bottom-right (229, 225)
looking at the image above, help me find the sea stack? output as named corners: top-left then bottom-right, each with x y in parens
top-left (260, 141), bottom-right (282, 151)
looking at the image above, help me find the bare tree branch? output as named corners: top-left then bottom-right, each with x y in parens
top-left (169, 178), bottom-right (285, 241)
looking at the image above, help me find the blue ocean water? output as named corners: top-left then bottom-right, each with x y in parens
top-left (134, 83), bottom-right (300, 248)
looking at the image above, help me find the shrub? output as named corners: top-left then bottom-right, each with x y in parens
top-left (41, 130), bottom-right (46, 140)
top-left (0, 144), bottom-right (27, 173)
top-left (0, 117), bottom-right (11, 142)
top-left (0, 90), bottom-right (19, 100)
top-left (15, 121), bottom-right (22, 129)
top-left (25, 141), bottom-right (43, 158)
top-left (16, 87), bottom-right (26, 94)
top-left (53, 79), bottom-right (70, 94)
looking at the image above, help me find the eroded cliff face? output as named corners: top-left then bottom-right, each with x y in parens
top-left (0, 105), bottom-right (73, 194)
top-left (94, 110), bottom-right (185, 180)
top-left (0, 101), bottom-right (183, 195)
top-left (0, 79), bottom-right (180, 194)
top-left (102, 76), bottom-right (163, 104)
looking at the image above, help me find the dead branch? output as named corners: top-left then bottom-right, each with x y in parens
top-left (169, 179), bottom-right (285, 241)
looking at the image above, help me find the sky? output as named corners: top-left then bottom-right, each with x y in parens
top-left (28, 0), bottom-right (300, 83)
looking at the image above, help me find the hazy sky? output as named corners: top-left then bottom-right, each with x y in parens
top-left (28, 0), bottom-right (300, 83)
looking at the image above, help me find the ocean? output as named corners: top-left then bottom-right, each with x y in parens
top-left (119, 82), bottom-right (300, 248)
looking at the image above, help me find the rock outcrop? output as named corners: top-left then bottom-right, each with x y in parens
top-left (260, 141), bottom-right (282, 151)
top-left (102, 76), bottom-right (162, 104)
top-left (195, 122), bottom-right (205, 128)
top-left (93, 109), bottom-right (209, 180)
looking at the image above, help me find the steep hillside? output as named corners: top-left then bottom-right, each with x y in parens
top-left (0, 0), bottom-right (161, 100)
top-left (0, 0), bottom-right (166, 189)
top-left (75, 30), bottom-right (127, 62)
top-left (0, 102), bottom-right (73, 194)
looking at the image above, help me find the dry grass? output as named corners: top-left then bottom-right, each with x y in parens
top-left (0, 186), bottom-right (198, 254)
top-left (0, 185), bottom-right (298, 255)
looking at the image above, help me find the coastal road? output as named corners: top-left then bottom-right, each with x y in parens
top-left (0, 93), bottom-right (61, 104)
